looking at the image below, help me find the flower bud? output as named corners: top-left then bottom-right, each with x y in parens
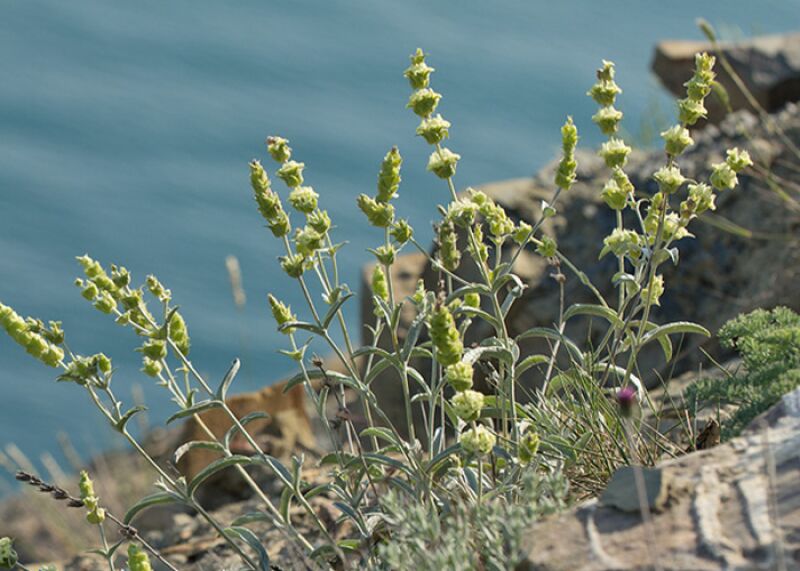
top-left (661, 125), bottom-right (694, 156)
top-left (288, 186), bottom-right (319, 214)
top-left (416, 114), bottom-right (451, 144)
top-left (96, 353), bottom-right (112, 374)
top-left (295, 226), bottom-right (324, 257)
top-left (249, 159), bottom-right (270, 194)
top-left (686, 183), bottom-right (716, 215)
top-left (653, 165), bottom-right (686, 194)
top-left (0, 537), bottom-right (17, 569)
top-left (268, 210), bottom-right (291, 237)
top-left (357, 194), bottom-right (395, 227)
top-left (372, 245), bottom-right (396, 266)
top-left (268, 294), bottom-right (296, 334)
top-left (307, 209), bottom-right (331, 234)
top-left (468, 188), bottom-right (490, 207)
top-left (601, 179), bottom-right (627, 210)
top-left (412, 279), bottom-right (426, 305)
top-left (616, 386), bottom-right (637, 418)
top-left (111, 265), bottom-right (131, 288)
top-left (587, 61), bottom-right (622, 106)
top-left (599, 138), bottom-right (631, 169)
top-left (555, 117), bottom-right (579, 190)
top-left (146, 275), bottom-right (171, 303)
top-left (536, 235), bottom-right (557, 258)
top-left (592, 106), bottom-right (623, 135)
top-left (93, 291), bottom-right (117, 315)
top-left (600, 228), bottom-right (641, 259)
top-left (519, 431), bottom-right (541, 464)
top-left (376, 147), bottom-right (402, 203)
top-left (641, 274), bottom-right (665, 307)
top-left (168, 311), bottom-right (190, 355)
top-left (460, 425), bottom-right (496, 456)
top-left (276, 160), bottom-right (305, 188)
top-left (404, 49), bottom-right (434, 89)
top-left (127, 544), bottom-right (153, 571)
top-left (280, 254), bottom-right (309, 278)
top-left (390, 219), bottom-right (413, 244)
top-left (79, 471), bottom-right (105, 524)
top-left (484, 203), bottom-right (514, 239)
top-left (445, 360), bottom-right (474, 391)
top-left (141, 339), bottom-right (167, 361)
top-left (429, 305), bottom-right (463, 366)
top-left (427, 147), bottom-right (461, 179)
top-left (710, 162), bottom-right (737, 191)
top-left (452, 389), bottom-right (484, 421)
top-left (76, 254), bottom-right (104, 280)
top-left (266, 136), bottom-right (292, 164)
top-left (81, 281), bottom-right (99, 301)
top-left (463, 292), bottom-right (480, 309)
top-left (470, 223), bottom-right (489, 263)
top-left (438, 220), bottom-right (460, 271)
top-left (142, 357), bottom-right (162, 377)
top-left (726, 148), bottom-right (753, 173)
top-left (371, 265), bottom-right (389, 304)
top-left (407, 88), bottom-right (442, 118)
top-left (513, 222), bottom-right (532, 245)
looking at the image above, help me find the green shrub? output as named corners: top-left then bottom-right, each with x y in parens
top-left (686, 307), bottom-right (800, 440)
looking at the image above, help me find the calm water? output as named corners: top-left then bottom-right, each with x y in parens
top-left (1, 0), bottom-right (798, 490)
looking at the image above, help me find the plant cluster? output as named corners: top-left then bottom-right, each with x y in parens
top-left (0, 47), bottom-right (753, 569)
top-left (686, 307), bottom-right (800, 440)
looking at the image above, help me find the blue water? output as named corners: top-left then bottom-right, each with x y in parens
top-left (1, 0), bottom-right (798, 489)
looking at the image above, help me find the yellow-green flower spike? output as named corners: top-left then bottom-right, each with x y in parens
top-left (407, 88), bottom-right (442, 118)
top-left (0, 303), bottom-right (65, 368)
top-left (268, 210), bottom-right (291, 238)
top-left (438, 219), bottom-right (460, 271)
top-left (416, 114), bottom-right (451, 145)
top-left (127, 544), bottom-right (153, 571)
top-left (288, 186), bottom-right (319, 214)
top-left (555, 117), bottom-right (579, 190)
top-left (266, 136), bottom-right (292, 164)
top-left (460, 425), bottom-right (496, 456)
top-left (600, 228), bottom-right (641, 259)
top-left (469, 223), bottom-right (489, 263)
top-left (372, 244), bottom-right (396, 266)
top-left (168, 311), bottom-right (190, 355)
top-left (276, 160), bottom-right (305, 188)
top-left (587, 60), bottom-right (621, 106)
top-left (376, 147), bottom-right (402, 203)
top-left (686, 183), bottom-right (716, 216)
top-left (78, 471), bottom-right (105, 524)
top-left (463, 292), bottom-right (480, 309)
top-left (640, 275), bottom-right (665, 307)
top-left (429, 305), bottom-right (463, 366)
top-left (145, 275), bottom-right (171, 303)
top-left (427, 147), bottom-right (460, 179)
top-left (357, 194), bottom-right (395, 227)
top-left (268, 294), bottom-right (296, 335)
top-left (601, 178), bottom-right (627, 210)
top-left (452, 389), bottom-right (484, 421)
top-left (141, 357), bottom-right (162, 378)
top-left (512, 221), bottom-right (532, 245)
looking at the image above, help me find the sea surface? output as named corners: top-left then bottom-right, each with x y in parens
top-left (1, 0), bottom-right (798, 492)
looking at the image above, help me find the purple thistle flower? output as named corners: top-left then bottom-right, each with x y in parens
top-left (616, 386), bottom-right (637, 416)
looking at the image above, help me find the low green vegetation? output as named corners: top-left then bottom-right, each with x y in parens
top-left (687, 307), bottom-right (800, 440)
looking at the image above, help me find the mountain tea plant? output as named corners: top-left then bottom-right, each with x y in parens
top-left (0, 48), bottom-right (752, 570)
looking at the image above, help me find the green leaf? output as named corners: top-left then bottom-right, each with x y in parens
top-left (515, 355), bottom-right (549, 379)
top-left (231, 512), bottom-right (272, 526)
top-left (642, 321), bottom-right (711, 344)
top-left (279, 320), bottom-right (324, 336)
top-left (124, 491), bottom-right (182, 524)
top-left (563, 304), bottom-right (623, 328)
top-left (425, 443), bottom-right (461, 476)
top-left (173, 440), bottom-right (226, 465)
top-left (517, 327), bottom-right (584, 365)
top-left (215, 358), bottom-right (241, 401)
top-left (400, 310), bottom-right (427, 362)
top-left (223, 411), bottom-right (270, 449)
top-left (225, 526), bottom-right (271, 571)
top-left (166, 400), bottom-right (223, 425)
top-left (187, 455), bottom-right (252, 495)
top-left (322, 291), bottom-right (355, 329)
top-left (114, 405), bottom-right (147, 432)
top-left (359, 427), bottom-right (401, 448)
